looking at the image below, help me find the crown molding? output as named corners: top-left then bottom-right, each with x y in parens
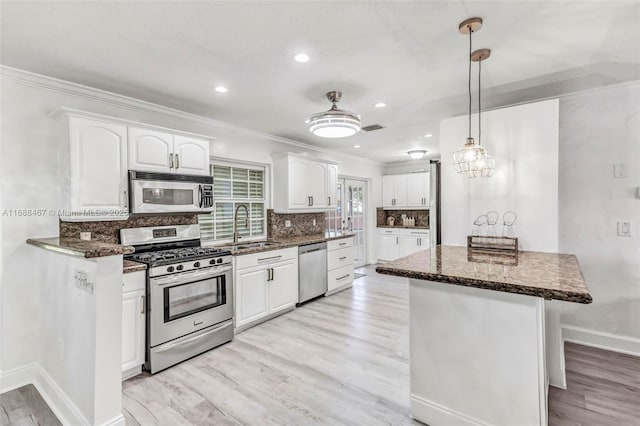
top-left (0, 65), bottom-right (383, 166)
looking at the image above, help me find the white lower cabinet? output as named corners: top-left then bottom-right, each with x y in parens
top-left (378, 228), bottom-right (430, 261)
top-left (377, 229), bottom-right (400, 261)
top-left (398, 229), bottom-right (430, 258)
top-left (235, 248), bottom-right (298, 330)
top-left (122, 270), bottom-right (145, 380)
top-left (326, 237), bottom-right (355, 295)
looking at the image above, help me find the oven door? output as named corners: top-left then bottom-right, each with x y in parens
top-left (149, 265), bottom-right (233, 347)
top-left (131, 179), bottom-right (210, 214)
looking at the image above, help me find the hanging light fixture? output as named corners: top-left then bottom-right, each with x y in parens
top-left (307, 91), bottom-right (361, 138)
top-left (452, 18), bottom-right (493, 177)
top-left (408, 150), bottom-right (427, 159)
top-left (471, 47), bottom-right (495, 177)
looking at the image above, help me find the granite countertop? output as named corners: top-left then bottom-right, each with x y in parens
top-left (377, 225), bottom-right (430, 230)
top-left (27, 237), bottom-right (134, 258)
top-left (123, 259), bottom-right (147, 274)
top-left (376, 245), bottom-right (592, 304)
top-left (210, 232), bottom-right (355, 255)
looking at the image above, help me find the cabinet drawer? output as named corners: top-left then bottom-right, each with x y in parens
top-left (235, 247), bottom-right (298, 270)
top-left (327, 237), bottom-right (354, 251)
top-left (327, 264), bottom-right (354, 292)
top-left (122, 270), bottom-right (145, 293)
top-left (327, 246), bottom-right (354, 271)
top-left (399, 229), bottom-right (430, 237)
top-left (377, 228), bottom-right (400, 236)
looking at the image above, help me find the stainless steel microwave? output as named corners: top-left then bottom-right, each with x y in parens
top-left (129, 171), bottom-right (214, 215)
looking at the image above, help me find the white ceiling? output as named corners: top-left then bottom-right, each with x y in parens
top-left (1, 1), bottom-right (638, 163)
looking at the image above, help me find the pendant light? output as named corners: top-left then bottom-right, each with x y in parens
top-left (452, 18), bottom-right (493, 177)
top-left (307, 91), bottom-right (361, 138)
top-left (471, 48), bottom-right (495, 177)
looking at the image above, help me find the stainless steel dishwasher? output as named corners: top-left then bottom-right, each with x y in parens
top-left (298, 242), bottom-right (327, 304)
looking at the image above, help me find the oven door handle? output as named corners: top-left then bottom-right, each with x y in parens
top-left (151, 266), bottom-right (232, 287)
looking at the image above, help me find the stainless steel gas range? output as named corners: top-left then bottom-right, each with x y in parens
top-left (121, 224), bottom-right (233, 374)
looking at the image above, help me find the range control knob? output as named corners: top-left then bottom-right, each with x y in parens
top-left (176, 265), bottom-right (184, 271)
top-left (193, 262), bottom-right (201, 268)
top-left (167, 266), bottom-right (175, 273)
top-left (209, 259), bottom-right (216, 265)
top-left (216, 258), bottom-right (223, 264)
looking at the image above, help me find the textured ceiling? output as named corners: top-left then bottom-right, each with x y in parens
top-left (1, 1), bottom-right (639, 163)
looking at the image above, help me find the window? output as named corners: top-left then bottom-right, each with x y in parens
top-left (199, 162), bottom-right (266, 242)
top-left (325, 180), bottom-right (343, 232)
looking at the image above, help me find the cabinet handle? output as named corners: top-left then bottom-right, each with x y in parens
top-left (271, 268), bottom-right (274, 281)
top-left (339, 256), bottom-right (347, 260)
top-left (140, 295), bottom-right (145, 314)
top-left (396, 237), bottom-right (399, 244)
top-left (336, 274), bottom-right (350, 281)
top-left (339, 242), bottom-right (347, 246)
top-left (169, 153), bottom-right (174, 169)
top-left (175, 154), bottom-right (180, 169)
top-left (308, 196), bottom-right (312, 207)
top-left (418, 238), bottom-right (421, 246)
top-left (258, 255), bottom-right (282, 262)
top-left (123, 189), bottom-right (128, 209)
top-left (266, 268), bottom-right (271, 282)
top-left (328, 196), bottom-right (331, 205)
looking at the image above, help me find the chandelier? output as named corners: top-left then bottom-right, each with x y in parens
top-left (307, 91), bottom-right (361, 138)
top-left (453, 17), bottom-right (494, 177)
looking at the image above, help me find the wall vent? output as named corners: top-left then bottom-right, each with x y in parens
top-left (361, 124), bottom-right (385, 132)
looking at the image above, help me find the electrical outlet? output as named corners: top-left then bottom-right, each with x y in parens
top-left (613, 163), bottom-right (628, 178)
top-left (285, 220), bottom-right (291, 227)
top-left (312, 219), bottom-right (317, 226)
top-left (75, 269), bottom-right (94, 294)
top-left (617, 221), bottom-right (632, 237)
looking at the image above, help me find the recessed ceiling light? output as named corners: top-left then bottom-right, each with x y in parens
top-left (294, 53), bottom-right (310, 63)
top-left (353, 145), bottom-right (361, 149)
top-left (423, 133), bottom-right (433, 138)
top-left (214, 86), bottom-right (228, 93)
top-left (374, 102), bottom-right (387, 108)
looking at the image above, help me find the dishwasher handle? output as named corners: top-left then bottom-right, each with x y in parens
top-left (298, 242), bottom-right (327, 255)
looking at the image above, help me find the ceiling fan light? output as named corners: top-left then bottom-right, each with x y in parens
top-left (308, 91), bottom-right (361, 138)
top-left (408, 150), bottom-right (427, 159)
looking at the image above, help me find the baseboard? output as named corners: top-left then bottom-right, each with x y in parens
top-left (562, 325), bottom-right (640, 357)
top-left (410, 394), bottom-right (489, 426)
top-left (0, 363), bottom-right (122, 426)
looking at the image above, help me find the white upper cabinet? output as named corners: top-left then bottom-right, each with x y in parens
top-left (129, 127), bottom-right (210, 176)
top-left (327, 164), bottom-right (338, 208)
top-left (382, 172), bottom-right (430, 209)
top-left (128, 128), bottom-right (173, 173)
top-left (273, 153), bottom-right (338, 213)
top-left (173, 135), bottom-right (210, 175)
top-left (65, 116), bottom-right (128, 221)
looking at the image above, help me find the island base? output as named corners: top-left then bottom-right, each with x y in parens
top-left (409, 279), bottom-right (548, 426)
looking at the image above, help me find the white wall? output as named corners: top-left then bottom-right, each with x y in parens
top-left (0, 69), bottom-right (382, 377)
top-left (558, 83), bottom-right (640, 341)
top-left (440, 99), bottom-right (560, 252)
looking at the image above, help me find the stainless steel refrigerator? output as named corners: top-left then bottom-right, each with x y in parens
top-left (429, 160), bottom-right (441, 248)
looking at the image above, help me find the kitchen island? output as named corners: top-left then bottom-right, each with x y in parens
top-left (376, 245), bottom-right (591, 426)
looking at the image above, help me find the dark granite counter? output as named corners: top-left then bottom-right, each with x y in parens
top-left (123, 259), bottom-right (147, 274)
top-left (376, 245), bottom-right (592, 304)
top-left (377, 225), bottom-right (430, 230)
top-left (27, 237), bottom-right (134, 258)
top-left (208, 232), bottom-right (355, 255)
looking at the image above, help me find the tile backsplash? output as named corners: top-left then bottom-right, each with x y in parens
top-left (267, 209), bottom-right (325, 239)
top-left (59, 215), bottom-right (198, 244)
top-left (376, 208), bottom-right (429, 227)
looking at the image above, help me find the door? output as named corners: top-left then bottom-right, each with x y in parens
top-left (288, 156), bottom-right (310, 209)
top-left (268, 259), bottom-right (298, 314)
top-left (235, 265), bottom-right (269, 328)
top-left (378, 233), bottom-right (399, 261)
top-left (343, 179), bottom-right (367, 267)
top-left (129, 127), bottom-right (173, 173)
top-left (173, 135), bottom-right (210, 176)
top-left (382, 175), bottom-right (395, 207)
top-left (308, 160), bottom-right (328, 208)
top-left (69, 117), bottom-right (128, 216)
top-left (327, 164), bottom-right (338, 208)
top-left (122, 290), bottom-right (145, 373)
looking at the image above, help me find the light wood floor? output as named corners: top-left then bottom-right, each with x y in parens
top-left (0, 384), bottom-right (61, 426)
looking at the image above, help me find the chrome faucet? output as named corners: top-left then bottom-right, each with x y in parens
top-left (233, 204), bottom-right (249, 243)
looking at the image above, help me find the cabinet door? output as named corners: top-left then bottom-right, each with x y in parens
top-left (423, 172), bottom-right (431, 207)
top-left (69, 117), bottom-right (128, 218)
top-left (128, 127), bottom-right (173, 173)
top-left (378, 233), bottom-right (400, 261)
top-left (327, 164), bottom-right (338, 208)
top-left (308, 160), bottom-right (328, 208)
top-left (406, 173), bottom-right (427, 207)
top-left (288, 157), bottom-right (310, 209)
top-left (268, 259), bottom-right (298, 315)
top-left (235, 265), bottom-right (269, 328)
top-left (122, 290), bottom-right (145, 373)
top-left (394, 174), bottom-right (409, 207)
top-left (173, 135), bottom-right (210, 176)
top-left (382, 175), bottom-right (395, 207)
top-left (399, 236), bottom-right (419, 258)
